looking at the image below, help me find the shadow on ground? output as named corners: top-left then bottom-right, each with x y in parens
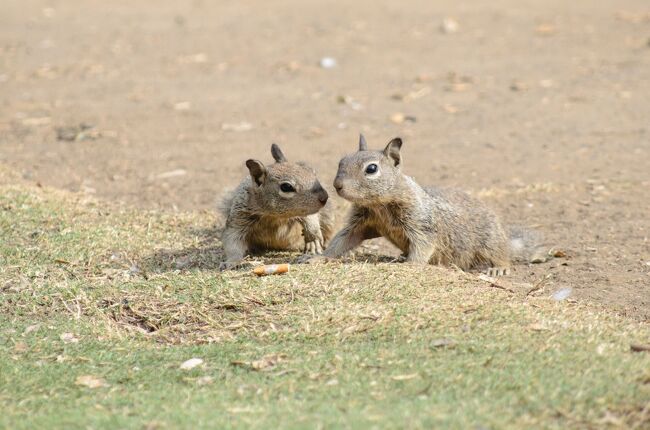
top-left (138, 225), bottom-right (404, 274)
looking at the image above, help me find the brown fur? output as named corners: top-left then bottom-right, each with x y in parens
top-left (219, 144), bottom-right (334, 270)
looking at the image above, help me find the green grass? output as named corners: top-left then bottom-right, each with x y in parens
top-left (1, 184), bottom-right (649, 429)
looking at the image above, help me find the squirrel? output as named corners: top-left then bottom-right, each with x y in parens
top-left (218, 144), bottom-right (334, 270)
top-left (306, 135), bottom-right (543, 276)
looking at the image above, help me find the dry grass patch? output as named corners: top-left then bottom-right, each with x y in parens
top-left (1, 183), bottom-right (649, 429)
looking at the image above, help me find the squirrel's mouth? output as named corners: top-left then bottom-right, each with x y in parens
top-left (335, 188), bottom-right (355, 202)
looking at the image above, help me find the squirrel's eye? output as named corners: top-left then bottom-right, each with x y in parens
top-left (365, 164), bottom-right (379, 174)
top-left (280, 183), bottom-right (296, 193)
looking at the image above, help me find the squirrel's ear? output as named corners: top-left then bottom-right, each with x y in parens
top-left (270, 143), bottom-right (287, 163)
top-left (382, 138), bottom-right (402, 167)
top-left (358, 134), bottom-right (368, 151)
top-left (246, 159), bottom-right (266, 186)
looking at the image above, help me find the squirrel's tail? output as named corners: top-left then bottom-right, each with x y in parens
top-left (216, 188), bottom-right (237, 221)
top-left (507, 225), bottom-right (548, 263)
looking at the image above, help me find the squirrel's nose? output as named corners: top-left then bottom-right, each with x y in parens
top-left (318, 191), bottom-right (328, 205)
top-left (313, 184), bottom-right (328, 205)
top-left (333, 178), bottom-right (343, 192)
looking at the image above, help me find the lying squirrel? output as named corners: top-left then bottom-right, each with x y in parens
top-left (219, 144), bottom-right (334, 270)
top-left (307, 135), bottom-right (543, 275)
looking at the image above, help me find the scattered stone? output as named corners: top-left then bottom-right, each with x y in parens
top-left (56, 123), bottom-right (96, 141)
top-left (442, 104), bottom-right (459, 114)
top-left (196, 376), bottom-right (214, 386)
top-left (552, 287), bottom-right (572, 301)
top-left (221, 121), bottom-right (253, 132)
top-left (390, 113), bottom-right (417, 124)
top-left (60, 332), bottom-right (79, 343)
top-left (615, 11), bottom-right (650, 24)
top-left (180, 358), bottom-right (204, 370)
top-left (24, 324), bottom-right (41, 334)
top-left (13, 342), bottom-right (28, 353)
top-left (155, 169), bottom-right (187, 180)
top-left (173, 101), bottom-right (191, 111)
top-left (510, 81), bottom-right (529, 92)
top-left (178, 53), bottom-right (208, 64)
top-left (42, 7), bottom-right (55, 18)
top-left (319, 57), bottom-right (337, 69)
top-left (535, 23), bottom-right (556, 36)
top-left (415, 74), bottom-right (434, 83)
top-left (231, 354), bottom-right (286, 371)
top-left (445, 83), bottom-right (469, 92)
top-left (528, 323), bottom-right (549, 331)
top-left (22, 117), bottom-right (51, 126)
top-left (430, 338), bottom-right (456, 348)
top-left (440, 17), bottom-right (459, 34)
top-left (337, 95), bottom-right (363, 110)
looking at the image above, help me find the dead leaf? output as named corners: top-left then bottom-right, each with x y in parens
top-left (24, 324), bottom-right (41, 334)
top-left (430, 338), bottom-right (456, 348)
top-left (60, 332), bottom-right (79, 343)
top-left (179, 358), bottom-right (204, 370)
top-left (231, 353), bottom-right (286, 371)
top-left (75, 375), bottom-right (108, 388)
top-left (155, 169), bottom-right (187, 180)
top-left (630, 344), bottom-right (650, 353)
top-left (13, 342), bottom-right (28, 353)
top-left (196, 376), bottom-right (214, 386)
top-left (391, 373), bottom-right (419, 381)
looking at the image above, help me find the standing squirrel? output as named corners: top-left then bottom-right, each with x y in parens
top-left (219, 144), bottom-right (334, 270)
top-left (308, 135), bottom-right (542, 275)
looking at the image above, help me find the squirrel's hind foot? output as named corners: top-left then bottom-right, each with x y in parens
top-left (486, 267), bottom-right (510, 277)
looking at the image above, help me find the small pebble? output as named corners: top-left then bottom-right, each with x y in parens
top-left (155, 169), bottom-right (187, 180)
top-left (552, 288), bottom-right (572, 301)
top-left (440, 17), bottom-right (459, 34)
top-left (319, 57), bottom-right (337, 69)
top-left (60, 332), bottom-right (79, 343)
top-left (510, 81), bottom-right (528, 91)
top-left (221, 122), bottom-right (253, 132)
top-left (535, 23), bottom-right (556, 36)
top-left (173, 101), bottom-right (191, 111)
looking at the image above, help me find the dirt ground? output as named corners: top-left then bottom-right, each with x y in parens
top-left (1, 0), bottom-right (649, 319)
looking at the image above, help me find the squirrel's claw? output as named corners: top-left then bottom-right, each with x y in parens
top-left (486, 267), bottom-right (510, 277)
top-left (304, 239), bottom-right (324, 255)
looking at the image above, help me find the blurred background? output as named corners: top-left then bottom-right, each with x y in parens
top-left (1, 0), bottom-right (649, 315)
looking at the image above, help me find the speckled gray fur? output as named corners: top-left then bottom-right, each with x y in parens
top-left (319, 135), bottom-right (542, 275)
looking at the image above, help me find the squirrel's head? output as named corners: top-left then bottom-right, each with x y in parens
top-left (333, 135), bottom-right (403, 205)
top-left (245, 144), bottom-right (328, 217)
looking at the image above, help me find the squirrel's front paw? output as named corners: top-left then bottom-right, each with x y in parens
top-left (303, 239), bottom-right (324, 255)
